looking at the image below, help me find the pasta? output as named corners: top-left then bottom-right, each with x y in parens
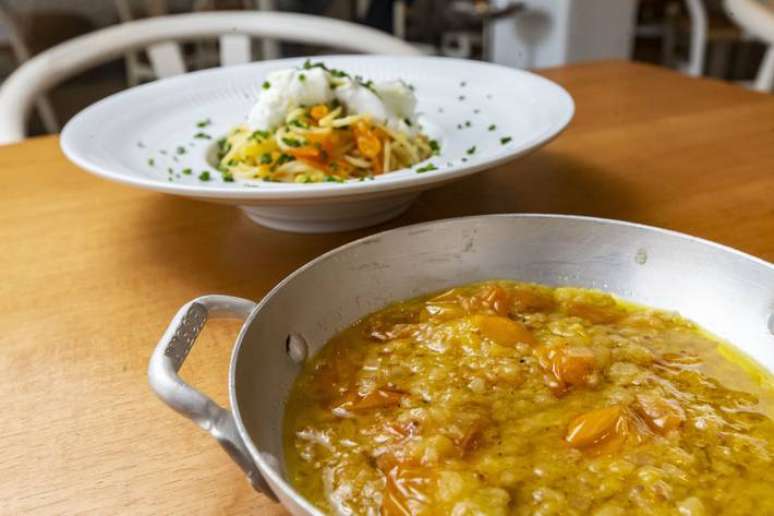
top-left (217, 63), bottom-right (438, 183)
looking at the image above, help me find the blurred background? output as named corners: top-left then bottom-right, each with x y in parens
top-left (0, 0), bottom-right (770, 137)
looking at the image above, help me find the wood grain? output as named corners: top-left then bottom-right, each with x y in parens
top-left (1, 61), bottom-right (773, 515)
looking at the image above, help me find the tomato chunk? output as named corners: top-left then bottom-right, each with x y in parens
top-left (510, 286), bottom-right (555, 313)
top-left (553, 347), bottom-right (596, 386)
top-left (348, 388), bottom-right (405, 411)
top-left (309, 104), bottom-right (329, 120)
top-left (565, 405), bottom-right (629, 450)
top-left (635, 394), bottom-right (685, 433)
top-left (381, 465), bottom-right (431, 516)
top-left (536, 346), bottom-right (597, 396)
top-left (471, 315), bottom-right (536, 347)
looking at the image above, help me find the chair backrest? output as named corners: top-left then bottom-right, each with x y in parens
top-left (724, 0), bottom-right (774, 91)
top-left (0, 11), bottom-right (420, 145)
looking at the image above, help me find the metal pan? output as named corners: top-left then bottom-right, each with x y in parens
top-left (148, 214), bottom-right (774, 515)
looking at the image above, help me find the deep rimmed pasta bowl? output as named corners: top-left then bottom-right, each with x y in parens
top-left (61, 56), bottom-right (574, 233)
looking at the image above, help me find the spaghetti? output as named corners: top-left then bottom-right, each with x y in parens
top-left (217, 63), bottom-right (438, 183)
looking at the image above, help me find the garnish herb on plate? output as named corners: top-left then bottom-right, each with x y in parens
top-left (415, 163), bottom-right (437, 173)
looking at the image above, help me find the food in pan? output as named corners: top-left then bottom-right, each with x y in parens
top-left (284, 280), bottom-right (774, 515)
top-left (218, 61), bottom-right (437, 183)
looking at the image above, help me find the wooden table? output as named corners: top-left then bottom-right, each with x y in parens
top-left (2, 61), bottom-right (773, 515)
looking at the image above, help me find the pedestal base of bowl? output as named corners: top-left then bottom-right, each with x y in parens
top-left (239, 194), bottom-right (418, 233)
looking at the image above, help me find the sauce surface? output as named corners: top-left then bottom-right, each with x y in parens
top-left (283, 281), bottom-right (774, 515)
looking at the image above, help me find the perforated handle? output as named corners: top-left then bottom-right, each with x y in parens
top-left (148, 295), bottom-right (275, 498)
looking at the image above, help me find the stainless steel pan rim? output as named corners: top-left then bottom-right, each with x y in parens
top-left (150, 213), bottom-right (774, 515)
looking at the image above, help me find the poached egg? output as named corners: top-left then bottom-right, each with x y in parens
top-left (247, 66), bottom-right (418, 134)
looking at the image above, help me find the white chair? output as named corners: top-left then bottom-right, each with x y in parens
top-left (114, 0), bottom-right (280, 86)
top-left (658, 0), bottom-right (741, 78)
top-left (724, 0), bottom-right (774, 91)
top-left (0, 11), bottom-right (419, 145)
top-left (0, 6), bottom-right (58, 133)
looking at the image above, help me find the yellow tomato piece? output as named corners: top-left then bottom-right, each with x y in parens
top-left (287, 146), bottom-right (320, 159)
top-left (511, 285), bottom-right (555, 313)
top-left (565, 405), bottom-right (628, 450)
top-left (357, 133), bottom-right (381, 158)
top-left (382, 465), bottom-right (431, 516)
top-left (309, 104), bottom-right (329, 120)
top-left (553, 347), bottom-right (596, 386)
top-left (635, 394), bottom-right (685, 433)
top-left (349, 388), bottom-right (405, 411)
top-left (471, 315), bottom-right (536, 347)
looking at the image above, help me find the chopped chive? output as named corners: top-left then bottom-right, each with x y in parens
top-left (223, 173), bottom-right (235, 182)
top-left (298, 73), bottom-right (306, 82)
top-left (466, 145), bottom-right (476, 155)
top-left (176, 146), bottom-right (186, 155)
top-left (262, 81), bottom-right (270, 90)
top-left (147, 158), bottom-right (154, 166)
top-left (182, 168), bottom-right (192, 175)
top-left (281, 137), bottom-right (302, 148)
top-left (464, 120), bottom-right (471, 127)
top-left (250, 130), bottom-right (269, 141)
top-left (259, 153), bottom-right (272, 164)
top-left (276, 154), bottom-right (294, 166)
top-left (429, 139), bottom-right (440, 154)
top-left (198, 171), bottom-right (211, 181)
top-left (194, 132), bottom-right (211, 139)
top-left (415, 163), bottom-right (437, 173)
top-left (404, 118), bottom-right (413, 127)
top-left (500, 136), bottom-right (512, 144)
top-left (167, 167), bottom-right (174, 174)
top-left (227, 159), bottom-right (238, 167)
top-left (196, 118), bottom-right (211, 128)
top-left (488, 124), bottom-right (496, 131)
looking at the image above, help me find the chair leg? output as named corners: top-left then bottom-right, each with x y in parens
top-left (35, 96), bottom-right (58, 134)
top-left (754, 46), bottom-right (774, 92)
top-left (684, 0), bottom-right (707, 76)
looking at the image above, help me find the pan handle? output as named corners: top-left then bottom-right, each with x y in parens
top-left (148, 295), bottom-right (275, 499)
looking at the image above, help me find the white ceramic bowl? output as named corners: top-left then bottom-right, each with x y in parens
top-left (61, 56), bottom-right (574, 233)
